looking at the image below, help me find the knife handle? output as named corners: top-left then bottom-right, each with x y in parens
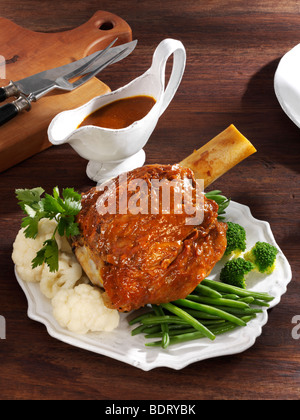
top-left (0, 88), bottom-right (7, 103)
top-left (0, 103), bottom-right (19, 125)
top-left (0, 81), bottom-right (21, 103)
top-left (0, 96), bottom-right (31, 126)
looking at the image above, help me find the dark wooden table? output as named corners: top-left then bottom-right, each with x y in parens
top-left (1, 0), bottom-right (299, 401)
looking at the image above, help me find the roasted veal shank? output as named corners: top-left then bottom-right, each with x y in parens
top-left (72, 125), bottom-right (256, 312)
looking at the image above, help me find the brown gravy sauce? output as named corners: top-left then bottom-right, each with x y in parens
top-left (78, 95), bottom-right (156, 129)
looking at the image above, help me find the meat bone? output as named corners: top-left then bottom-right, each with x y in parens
top-left (179, 124), bottom-right (256, 188)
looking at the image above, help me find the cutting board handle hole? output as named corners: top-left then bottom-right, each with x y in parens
top-left (99, 21), bottom-right (114, 31)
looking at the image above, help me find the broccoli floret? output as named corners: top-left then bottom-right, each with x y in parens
top-left (244, 241), bottom-right (278, 274)
top-left (225, 222), bottom-right (247, 256)
top-left (219, 257), bottom-right (255, 289)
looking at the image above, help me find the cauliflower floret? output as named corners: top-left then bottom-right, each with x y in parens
top-left (12, 219), bottom-right (83, 297)
top-left (39, 252), bottom-right (83, 299)
top-left (52, 284), bottom-right (120, 334)
top-left (13, 219), bottom-right (118, 336)
top-left (12, 219), bottom-right (59, 282)
top-left (12, 230), bottom-right (44, 282)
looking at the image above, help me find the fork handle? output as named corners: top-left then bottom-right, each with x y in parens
top-left (0, 95), bottom-right (31, 126)
top-left (0, 81), bottom-right (21, 103)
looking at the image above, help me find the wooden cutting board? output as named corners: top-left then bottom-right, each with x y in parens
top-left (0, 11), bottom-right (132, 172)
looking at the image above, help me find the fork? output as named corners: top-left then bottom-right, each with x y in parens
top-left (30, 38), bottom-right (120, 101)
top-left (0, 38), bottom-right (132, 126)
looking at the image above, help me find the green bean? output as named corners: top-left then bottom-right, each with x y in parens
top-left (251, 299), bottom-right (270, 307)
top-left (168, 323), bottom-right (196, 330)
top-left (237, 296), bottom-right (255, 304)
top-left (204, 194), bottom-right (228, 204)
top-left (221, 294), bottom-right (240, 300)
top-left (218, 200), bottom-right (230, 213)
top-left (162, 330), bottom-right (170, 348)
top-left (128, 311), bottom-right (154, 325)
top-left (128, 276), bottom-right (272, 349)
top-left (131, 324), bottom-right (149, 336)
top-left (194, 283), bottom-right (223, 298)
top-left (146, 315), bottom-right (255, 347)
top-left (186, 294), bottom-right (250, 309)
top-left (212, 305), bottom-right (263, 316)
top-left (173, 299), bottom-right (247, 326)
top-left (160, 302), bottom-right (216, 340)
top-left (141, 314), bottom-right (224, 327)
top-left (145, 328), bottom-right (196, 338)
top-left (132, 323), bottom-right (172, 337)
top-left (201, 319), bottom-right (226, 326)
top-left (166, 320), bottom-right (226, 335)
top-left (202, 279), bottom-right (274, 302)
top-left (141, 325), bottom-right (162, 335)
top-left (182, 308), bottom-right (221, 320)
top-left (218, 199), bottom-right (230, 208)
top-left (152, 305), bottom-right (170, 349)
top-left (204, 191), bottom-right (230, 217)
top-left (205, 190), bottom-right (222, 196)
top-left (141, 315), bottom-right (189, 325)
top-left (168, 319), bottom-right (225, 329)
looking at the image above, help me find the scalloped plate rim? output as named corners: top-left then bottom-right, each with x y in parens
top-left (14, 200), bottom-right (292, 371)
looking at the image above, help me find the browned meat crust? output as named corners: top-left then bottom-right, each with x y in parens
top-left (73, 164), bottom-right (227, 312)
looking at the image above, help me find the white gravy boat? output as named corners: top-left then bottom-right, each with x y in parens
top-left (48, 38), bottom-right (186, 184)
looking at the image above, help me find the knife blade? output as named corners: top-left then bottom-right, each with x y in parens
top-left (0, 39), bottom-right (137, 126)
top-left (0, 40), bottom-right (137, 101)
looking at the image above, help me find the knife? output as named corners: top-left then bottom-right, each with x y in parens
top-left (0, 39), bottom-right (137, 126)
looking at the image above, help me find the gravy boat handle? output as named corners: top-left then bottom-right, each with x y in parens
top-left (150, 38), bottom-right (186, 116)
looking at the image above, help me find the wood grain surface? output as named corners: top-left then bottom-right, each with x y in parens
top-left (0, 0), bottom-right (299, 401)
top-left (0, 10), bottom-right (132, 172)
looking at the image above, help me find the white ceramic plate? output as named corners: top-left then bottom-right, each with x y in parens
top-left (274, 43), bottom-right (300, 128)
top-left (15, 201), bottom-right (292, 371)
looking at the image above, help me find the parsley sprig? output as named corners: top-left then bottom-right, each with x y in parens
top-left (15, 187), bottom-right (82, 272)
